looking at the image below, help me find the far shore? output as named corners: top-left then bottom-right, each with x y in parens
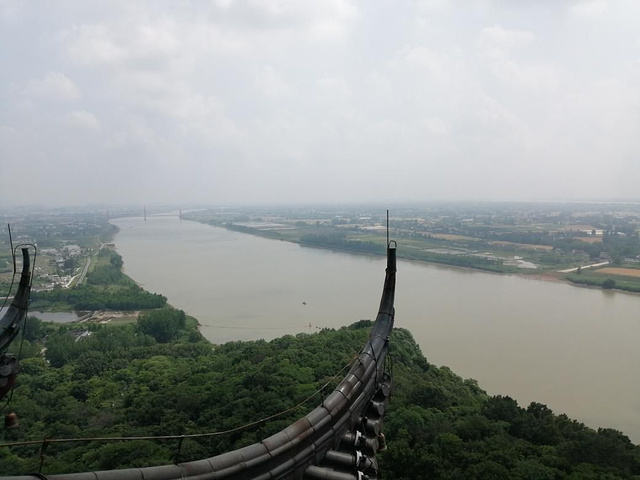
top-left (200, 220), bottom-right (640, 296)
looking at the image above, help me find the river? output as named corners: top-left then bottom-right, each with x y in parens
top-left (111, 215), bottom-right (640, 443)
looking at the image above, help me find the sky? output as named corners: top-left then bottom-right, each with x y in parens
top-left (1, 0), bottom-right (639, 207)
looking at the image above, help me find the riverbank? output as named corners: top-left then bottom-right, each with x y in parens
top-left (192, 218), bottom-right (640, 295)
top-left (223, 221), bottom-right (517, 274)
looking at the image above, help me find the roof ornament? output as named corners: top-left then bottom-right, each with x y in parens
top-left (0, 224), bottom-right (36, 412)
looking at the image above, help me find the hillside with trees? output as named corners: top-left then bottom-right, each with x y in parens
top-left (0, 316), bottom-right (638, 478)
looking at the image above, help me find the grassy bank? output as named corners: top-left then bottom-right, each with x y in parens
top-left (223, 222), bottom-right (519, 274)
top-left (213, 219), bottom-right (640, 294)
top-left (566, 270), bottom-right (640, 293)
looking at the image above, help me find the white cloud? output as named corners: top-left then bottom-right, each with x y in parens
top-left (210, 0), bottom-right (357, 32)
top-left (398, 46), bottom-right (459, 83)
top-left (23, 72), bottom-right (81, 100)
top-left (2, 0), bottom-right (640, 205)
top-left (486, 56), bottom-right (559, 91)
top-left (254, 66), bottom-right (293, 98)
top-left (315, 74), bottom-right (351, 100)
top-left (478, 25), bottom-right (534, 51)
top-left (68, 111), bottom-right (101, 131)
top-left (421, 117), bottom-right (450, 136)
top-left (569, 0), bottom-right (609, 18)
top-left (64, 22), bottom-right (179, 70)
top-left (0, 0), bottom-right (23, 22)
top-left (477, 26), bottom-right (558, 91)
top-left (414, 0), bottom-right (450, 13)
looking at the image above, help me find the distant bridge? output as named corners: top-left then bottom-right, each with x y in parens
top-left (2, 243), bottom-right (397, 480)
top-left (142, 208), bottom-right (183, 220)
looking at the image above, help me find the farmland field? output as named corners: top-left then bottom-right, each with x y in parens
top-left (560, 224), bottom-right (598, 231)
top-left (489, 241), bottom-right (554, 251)
top-left (596, 267), bottom-right (640, 277)
top-left (576, 237), bottom-right (602, 244)
top-left (431, 233), bottom-right (480, 241)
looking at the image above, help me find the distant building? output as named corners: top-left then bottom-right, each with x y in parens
top-left (63, 245), bottom-right (82, 256)
top-left (68, 330), bottom-right (92, 342)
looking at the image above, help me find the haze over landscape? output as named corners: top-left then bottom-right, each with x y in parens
top-left (4, 3), bottom-right (640, 476)
top-left (2, 0), bottom-right (639, 206)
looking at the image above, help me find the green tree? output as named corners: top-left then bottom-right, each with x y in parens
top-left (23, 316), bottom-right (45, 342)
top-left (45, 333), bottom-right (77, 367)
top-left (137, 308), bottom-right (186, 343)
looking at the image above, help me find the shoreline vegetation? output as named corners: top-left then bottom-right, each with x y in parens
top-left (191, 216), bottom-right (640, 295)
top-left (224, 222), bottom-right (514, 274)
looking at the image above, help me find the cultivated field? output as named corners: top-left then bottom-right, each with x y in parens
top-left (596, 267), bottom-right (640, 277)
top-left (489, 241), bottom-right (554, 251)
top-left (560, 224), bottom-right (598, 231)
top-left (430, 233), bottom-right (479, 241)
top-left (576, 237), bottom-right (602, 244)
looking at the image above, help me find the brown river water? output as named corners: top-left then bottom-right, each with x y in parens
top-left (111, 215), bottom-right (640, 443)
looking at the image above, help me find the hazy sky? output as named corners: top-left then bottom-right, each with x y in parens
top-left (1, 0), bottom-right (639, 206)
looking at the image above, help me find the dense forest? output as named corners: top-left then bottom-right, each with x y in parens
top-left (0, 314), bottom-right (638, 478)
